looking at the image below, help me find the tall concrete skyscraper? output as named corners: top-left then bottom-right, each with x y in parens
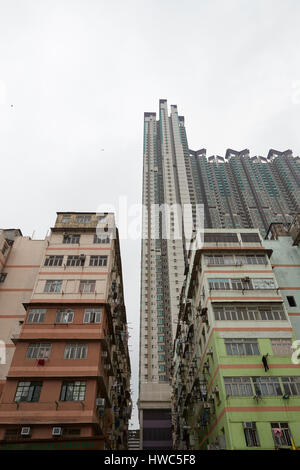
top-left (138, 100), bottom-right (300, 450)
top-left (138, 100), bottom-right (197, 450)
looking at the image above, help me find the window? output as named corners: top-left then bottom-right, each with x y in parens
top-left (225, 339), bottom-right (260, 356)
top-left (93, 234), bottom-right (110, 244)
top-left (204, 233), bottom-right (238, 243)
top-left (61, 215), bottom-right (71, 224)
top-left (208, 278), bottom-right (230, 290)
top-left (271, 423), bottom-right (292, 447)
top-left (214, 304), bottom-right (286, 321)
top-left (252, 377), bottom-right (282, 396)
top-left (281, 377), bottom-right (300, 396)
top-left (271, 339), bottom-right (292, 356)
top-left (243, 423), bottom-right (260, 447)
top-left (27, 309), bottom-right (46, 323)
top-left (66, 255), bottom-right (84, 267)
top-left (0, 273), bottom-right (7, 283)
top-left (252, 278), bottom-right (275, 290)
top-left (44, 280), bottom-right (62, 293)
top-left (89, 255), bottom-right (108, 267)
top-left (205, 255), bottom-right (234, 265)
top-left (236, 255), bottom-right (266, 265)
top-left (63, 234), bottom-right (80, 244)
top-left (64, 343), bottom-right (88, 359)
top-left (26, 343), bottom-right (51, 359)
top-left (76, 215), bottom-right (91, 223)
top-left (60, 381), bottom-right (86, 401)
top-left (287, 296), bottom-right (297, 307)
top-left (55, 309), bottom-right (74, 323)
top-left (14, 381), bottom-right (42, 402)
top-left (79, 280), bottom-right (96, 293)
top-left (83, 308), bottom-right (101, 323)
top-left (44, 255), bottom-right (63, 267)
top-left (224, 377), bottom-right (253, 396)
top-left (240, 233), bottom-right (261, 243)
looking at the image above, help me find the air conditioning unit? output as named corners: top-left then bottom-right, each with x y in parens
top-left (96, 398), bottom-right (105, 407)
top-left (21, 427), bottom-right (31, 436)
top-left (52, 427), bottom-right (62, 436)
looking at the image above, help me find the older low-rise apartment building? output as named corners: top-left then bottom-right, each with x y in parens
top-left (0, 213), bottom-right (131, 450)
top-left (172, 228), bottom-right (300, 450)
top-left (0, 229), bottom-right (47, 397)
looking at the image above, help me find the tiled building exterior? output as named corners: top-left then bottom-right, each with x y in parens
top-left (0, 213), bottom-right (131, 450)
top-left (172, 229), bottom-right (300, 450)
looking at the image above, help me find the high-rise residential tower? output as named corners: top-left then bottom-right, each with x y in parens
top-left (138, 100), bottom-right (300, 450)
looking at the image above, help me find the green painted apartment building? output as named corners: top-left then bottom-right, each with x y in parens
top-left (172, 228), bottom-right (300, 450)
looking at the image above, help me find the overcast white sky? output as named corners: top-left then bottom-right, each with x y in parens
top-left (1, 0), bottom-right (300, 429)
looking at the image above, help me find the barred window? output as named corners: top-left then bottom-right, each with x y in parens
top-left (205, 255), bottom-right (234, 265)
top-left (204, 233), bottom-right (238, 243)
top-left (89, 255), bottom-right (108, 267)
top-left (27, 309), bottom-right (46, 323)
top-left (60, 381), bottom-right (86, 401)
top-left (76, 216), bottom-right (91, 223)
top-left (281, 377), bottom-right (300, 396)
top-left (66, 255), bottom-right (84, 267)
top-left (214, 305), bottom-right (285, 321)
top-left (14, 381), bottom-right (42, 402)
top-left (208, 278), bottom-right (230, 290)
top-left (64, 343), bottom-right (88, 359)
top-left (83, 308), bottom-right (101, 323)
top-left (244, 423), bottom-right (260, 447)
top-left (225, 339), bottom-right (260, 356)
top-left (253, 278), bottom-right (275, 289)
top-left (236, 255), bottom-right (266, 265)
top-left (63, 234), bottom-right (80, 244)
top-left (224, 377), bottom-right (253, 396)
top-left (79, 280), bottom-right (96, 293)
top-left (252, 377), bottom-right (282, 396)
top-left (271, 423), bottom-right (292, 447)
top-left (271, 339), bottom-right (292, 356)
top-left (93, 234), bottom-right (110, 244)
top-left (26, 343), bottom-right (51, 359)
top-left (44, 280), bottom-right (62, 293)
top-left (55, 309), bottom-right (74, 323)
top-left (241, 233), bottom-right (261, 243)
top-left (44, 255), bottom-right (63, 267)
